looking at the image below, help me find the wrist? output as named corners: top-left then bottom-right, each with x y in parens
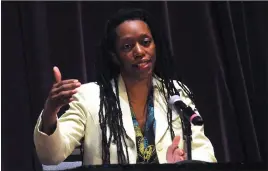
top-left (41, 108), bottom-right (58, 135)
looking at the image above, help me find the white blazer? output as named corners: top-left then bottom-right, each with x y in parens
top-left (34, 75), bottom-right (217, 165)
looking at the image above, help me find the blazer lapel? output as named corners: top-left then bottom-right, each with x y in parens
top-left (153, 77), bottom-right (180, 145)
top-left (116, 75), bottom-right (136, 145)
top-left (153, 78), bottom-right (169, 145)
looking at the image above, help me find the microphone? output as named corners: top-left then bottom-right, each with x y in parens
top-left (168, 95), bottom-right (203, 126)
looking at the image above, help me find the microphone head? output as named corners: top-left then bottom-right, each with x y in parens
top-left (168, 95), bottom-right (181, 111)
top-left (192, 117), bottom-right (203, 126)
top-left (168, 95), bottom-right (181, 106)
top-left (169, 95), bottom-right (204, 126)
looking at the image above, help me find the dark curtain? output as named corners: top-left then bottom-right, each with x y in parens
top-left (2, 1), bottom-right (267, 171)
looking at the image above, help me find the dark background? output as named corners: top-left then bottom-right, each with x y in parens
top-left (2, 1), bottom-right (268, 171)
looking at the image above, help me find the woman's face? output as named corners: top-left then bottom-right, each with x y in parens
top-left (114, 20), bottom-right (156, 80)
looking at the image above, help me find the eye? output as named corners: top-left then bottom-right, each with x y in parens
top-left (124, 44), bottom-right (131, 49)
top-left (122, 44), bottom-right (132, 51)
top-left (142, 38), bottom-right (151, 46)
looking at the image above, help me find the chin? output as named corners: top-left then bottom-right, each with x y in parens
top-left (122, 67), bottom-right (154, 81)
top-left (136, 70), bottom-right (153, 80)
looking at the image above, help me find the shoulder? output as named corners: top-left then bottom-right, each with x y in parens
top-left (153, 75), bottom-right (192, 95)
top-left (78, 82), bottom-right (100, 93)
top-left (172, 80), bottom-right (191, 94)
top-left (173, 80), bottom-right (194, 107)
top-left (153, 76), bottom-right (194, 107)
top-left (72, 82), bottom-right (100, 103)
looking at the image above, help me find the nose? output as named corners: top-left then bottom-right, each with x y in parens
top-left (133, 43), bottom-right (145, 59)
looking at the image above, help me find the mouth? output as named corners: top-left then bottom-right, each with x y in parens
top-left (132, 59), bottom-right (152, 70)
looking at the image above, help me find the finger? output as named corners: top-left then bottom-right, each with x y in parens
top-left (166, 136), bottom-right (181, 160)
top-left (52, 89), bottom-right (78, 100)
top-left (183, 153), bottom-right (187, 160)
top-left (53, 66), bottom-right (62, 83)
top-left (173, 155), bottom-right (181, 163)
top-left (171, 136), bottom-right (181, 150)
top-left (175, 156), bottom-right (184, 162)
top-left (166, 146), bottom-right (174, 160)
top-left (62, 97), bottom-right (75, 105)
top-left (56, 97), bottom-right (75, 108)
top-left (173, 149), bottom-right (184, 156)
top-left (69, 97), bottom-right (75, 102)
top-left (50, 94), bottom-right (76, 108)
top-left (53, 79), bottom-right (80, 88)
top-left (52, 82), bottom-right (81, 95)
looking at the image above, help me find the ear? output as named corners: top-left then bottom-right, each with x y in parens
top-left (110, 52), bottom-right (120, 66)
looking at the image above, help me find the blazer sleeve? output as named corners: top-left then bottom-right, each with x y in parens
top-left (174, 81), bottom-right (217, 162)
top-left (33, 89), bottom-right (88, 165)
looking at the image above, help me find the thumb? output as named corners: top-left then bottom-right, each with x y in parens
top-left (53, 66), bottom-right (62, 83)
top-left (171, 136), bottom-right (181, 149)
top-left (166, 135), bottom-right (181, 162)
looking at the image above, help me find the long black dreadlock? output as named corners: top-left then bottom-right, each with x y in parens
top-left (95, 8), bottom-right (195, 164)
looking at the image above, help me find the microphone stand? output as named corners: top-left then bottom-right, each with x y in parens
top-left (169, 95), bottom-right (206, 165)
top-left (180, 113), bottom-right (192, 160)
top-left (177, 110), bottom-right (206, 166)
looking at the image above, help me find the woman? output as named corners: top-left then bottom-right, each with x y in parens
top-left (34, 8), bottom-right (216, 165)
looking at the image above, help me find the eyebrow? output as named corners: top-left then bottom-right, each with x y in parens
top-left (119, 33), bottom-right (152, 41)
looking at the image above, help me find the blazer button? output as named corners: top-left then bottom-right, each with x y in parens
top-left (157, 144), bottom-right (163, 151)
top-left (130, 142), bottom-right (135, 148)
top-left (126, 140), bottom-right (135, 149)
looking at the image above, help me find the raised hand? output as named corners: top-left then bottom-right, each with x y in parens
top-left (42, 66), bottom-right (81, 134)
top-left (166, 136), bottom-right (187, 163)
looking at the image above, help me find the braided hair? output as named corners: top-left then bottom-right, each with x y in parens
top-left (95, 8), bottom-right (195, 164)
